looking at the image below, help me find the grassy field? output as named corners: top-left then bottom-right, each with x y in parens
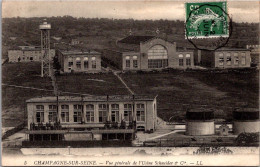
top-left (2, 62), bottom-right (258, 126)
top-left (120, 69), bottom-right (259, 122)
top-left (56, 73), bottom-right (129, 96)
top-left (2, 62), bottom-right (54, 127)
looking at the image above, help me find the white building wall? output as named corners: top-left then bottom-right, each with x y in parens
top-left (27, 98), bottom-right (157, 131)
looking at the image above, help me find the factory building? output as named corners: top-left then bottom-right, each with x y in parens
top-left (185, 108), bottom-right (215, 136)
top-left (26, 95), bottom-right (157, 141)
top-left (199, 48), bottom-right (251, 68)
top-left (56, 49), bottom-right (102, 73)
top-left (233, 108), bottom-right (259, 135)
top-left (8, 46), bottom-right (55, 63)
top-left (103, 36), bottom-right (194, 71)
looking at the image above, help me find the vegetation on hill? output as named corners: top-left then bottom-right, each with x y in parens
top-left (2, 16), bottom-right (259, 58)
top-left (120, 69), bottom-right (259, 122)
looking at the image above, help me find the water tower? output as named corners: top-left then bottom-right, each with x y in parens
top-left (39, 20), bottom-right (51, 77)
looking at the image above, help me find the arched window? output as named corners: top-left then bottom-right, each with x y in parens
top-left (219, 53), bottom-right (224, 66)
top-left (241, 53), bottom-right (246, 65)
top-left (61, 105), bottom-right (69, 122)
top-left (125, 56), bottom-right (130, 68)
top-left (133, 56), bottom-right (138, 68)
top-left (76, 57), bottom-right (81, 69)
top-left (84, 57), bottom-right (89, 69)
top-left (111, 104), bottom-right (119, 122)
top-left (148, 45), bottom-right (168, 68)
top-left (179, 54), bottom-right (184, 66)
top-left (186, 54), bottom-right (191, 66)
top-left (68, 57), bottom-right (73, 67)
top-left (92, 57), bottom-right (96, 69)
top-left (98, 104), bottom-right (107, 123)
top-left (73, 105), bottom-right (82, 123)
top-left (226, 53), bottom-right (231, 65)
top-left (234, 53), bottom-right (239, 65)
top-left (124, 104), bottom-right (132, 121)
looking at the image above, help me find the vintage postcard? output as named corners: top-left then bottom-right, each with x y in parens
top-left (1, 0), bottom-right (259, 166)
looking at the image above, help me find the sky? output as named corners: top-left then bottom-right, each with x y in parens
top-left (2, 0), bottom-right (260, 23)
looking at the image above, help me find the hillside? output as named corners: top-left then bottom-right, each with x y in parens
top-left (2, 16), bottom-right (259, 59)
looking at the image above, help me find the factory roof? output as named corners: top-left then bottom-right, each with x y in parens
top-left (9, 46), bottom-right (41, 51)
top-left (104, 46), bottom-right (139, 53)
top-left (118, 35), bottom-right (155, 45)
top-left (234, 108), bottom-right (259, 113)
top-left (176, 47), bottom-right (195, 52)
top-left (215, 47), bottom-right (250, 51)
top-left (59, 49), bottom-right (101, 56)
top-left (26, 95), bottom-right (157, 103)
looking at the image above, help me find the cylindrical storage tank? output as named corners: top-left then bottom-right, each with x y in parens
top-left (233, 108), bottom-right (260, 135)
top-left (186, 108), bottom-right (215, 136)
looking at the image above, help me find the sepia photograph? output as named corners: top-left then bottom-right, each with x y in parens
top-left (1, 0), bottom-right (259, 166)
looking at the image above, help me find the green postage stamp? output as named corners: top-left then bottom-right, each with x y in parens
top-left (185, 1), bottom-right (229, 39)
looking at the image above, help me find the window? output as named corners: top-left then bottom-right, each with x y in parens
top-left (136, 104), bottom-right (145, 122)
top-left (36, 105), bottom-right (44, 110)
top-left (76, 57), bottom-right (81, 69)
top-left (86, 104), bottom-right (94, 123)
top-left (49, 105), bottom-right (57, 110)
top-left (241, 53), bottom-right (246, 65)
top-left (186, 54), bottom-right (191, 66)
top-left (133, 60), bottom-right (138, 68)
top-left (74, 104), bottom-right (82, 110)
top-left (36, 112), bottom-right (44, 123)
top-left (179, 54), bottom-right (184, 66)
top-left (73, 111), bottom-right (82, 123)
top-left (111, 104), bottom-right (119, 122)
top-left (48, 111), bottom-right (57, 122)
top-left (99, 104), bottom-right (107, 123)
top-left (148, 45), bottom-right (168, 68)
top-left (133, 56), bottom-right (138, 68)
top-left (68, 57), bottom-right (73, 67)
top-left (36, 105), bottom-right (44, 122)
top-left (234, 53), bottom-right (239, 65)
top-left (148, 59), bottom-right (168, 68)
top-left (92, 57), bottom-right (96, 68)
top-left (219, 53), bottom-right (224, 66)
top-left (48, 105), bottom-right (57, 122)
top-left (61, 104), bottom-right (69, 110)
top-left (126, 56), bottom-right (130, 68)
top-left (226, 53), bottom-right (231, 65)
top-left (84, 57), bottom-right (89, 69)
top-left (73, 105), bottom-right (82, 123)
top-left (61, 105), bottom-right (69, 122)
top-left (124, 104), bottom-right (132, 121)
